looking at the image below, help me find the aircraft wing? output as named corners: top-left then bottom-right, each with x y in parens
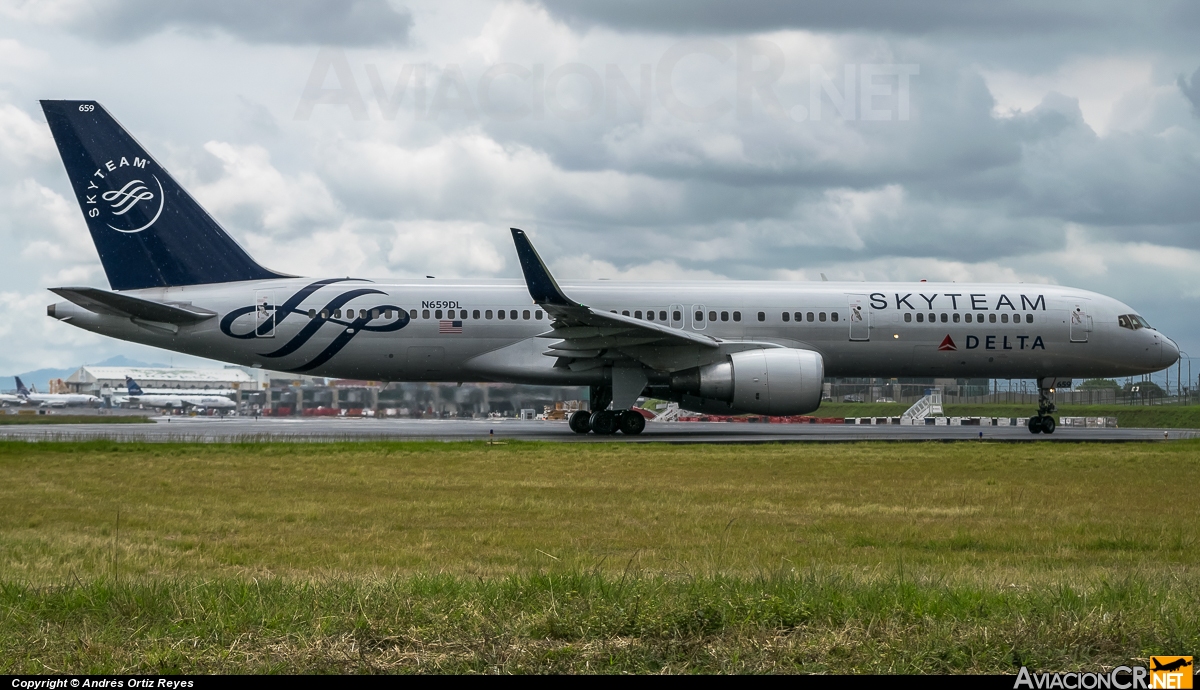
top-left (510, 228), bottom-right (719, 371)
top-left (49, 287), bottom-right (217, 325)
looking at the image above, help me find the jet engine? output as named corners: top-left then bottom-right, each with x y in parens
top-left (669, 348), bottom-right (824, 416)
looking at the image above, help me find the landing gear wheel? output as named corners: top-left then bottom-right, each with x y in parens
top-left (1028, 416), bottom-right (1043, 434)
top-left (589, 410), bottom-right (619, 435)
top-left (568, 410), bottom-right (591, 434)
top-left (1040, 416), bottom-right (1056, 434)
top-left (618, 410), bottom-right (646, 436)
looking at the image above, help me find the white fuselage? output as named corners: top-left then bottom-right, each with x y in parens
top-left (49, 277), bottom-right (1177, 387)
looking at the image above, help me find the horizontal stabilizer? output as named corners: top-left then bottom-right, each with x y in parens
top-left (50, 286), bottom-right (216, 324)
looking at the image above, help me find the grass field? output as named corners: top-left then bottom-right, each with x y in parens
top-left (0, 413), bottom-right (153, 425)
top-left (814, 402), bottom-right (1200, 428)
top-left (1, 440), bottom-right (1197, 673)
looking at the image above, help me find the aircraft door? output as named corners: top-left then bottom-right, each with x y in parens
top-left (670, 304), bottom-right (685, 329)
top-left (848, 294), bottom-right (869, 341)
top-left (1070, 303), bottom-right (1089, 343)
top-left (254, 289), bottom-right (275, 338)
top-left (691, 304), bottom-right (706, 330)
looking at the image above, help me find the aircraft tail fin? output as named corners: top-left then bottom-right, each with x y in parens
top-left (14, 377), bottom-right (29, 396)
top-left (125, 376), bottom-right (144, 395)
top-left (39, 100), bottom-right (289, 291)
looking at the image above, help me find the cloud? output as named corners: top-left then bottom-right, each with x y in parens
top-left (536, 0), bottom-right (1107, 35)
top-left (63, 0), bottom-right (413, 46)
top-left (1179, 66), bottom-right (1200, 117)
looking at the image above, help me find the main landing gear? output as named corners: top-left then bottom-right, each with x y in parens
top-left (568, 409), bottom-right (646, 436)
top-left (568, 384), bottom-right (647, 436)
top-left (1028, 377), bottom-right (1059, 434)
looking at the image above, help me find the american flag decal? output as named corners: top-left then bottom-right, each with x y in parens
top-left (439, 320), bottom-right (463, 334)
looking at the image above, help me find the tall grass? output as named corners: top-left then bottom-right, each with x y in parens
top-left (1, 440), bottom-right (1197, 673)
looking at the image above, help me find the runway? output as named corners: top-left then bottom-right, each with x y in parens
top-left (1, 417), bottom-right (1196, 443)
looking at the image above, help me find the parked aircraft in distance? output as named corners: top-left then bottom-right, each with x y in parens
top-left (14, 376), bottom-right (100, 407)
top-left (116, 376), bottom-right (235, 412)
top-left (40, 100), bottom-right (1180, 434)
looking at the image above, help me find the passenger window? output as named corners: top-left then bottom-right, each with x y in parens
top-left (308, 309), bottom-right (316, 319)
top-left (510, 310), bottom-right (518, 320)
top-left (904, 313), bottom-right (912, 322)
top-left (523, 310), bottom-right (530, 320)
top-left (818, 312), bottom-right (826, 322)
top-left (497, 310), bottom-right (505, 320)
top-left (709, 311), bottom-right (717, 321)
top-left (989, 313), bottom-right (996, 323)
top-left (757, 311), bottom-right (765, 322)
top-left (473, 310), bottom-right (480, 319)
top-left (622, 310), bottom-right (630, 316)
top-left (1001, 313), bottom-right (1009, 323)
top-left (422, 309), bottom-right (430, 319)
top-left (928, 313), bottom-right (935, 322)
top-left (660, 311), bottom-right (667, 321)
top-left (435, 309), bottom-right (442, 319)
top-left (782, 312), bottom-right (790, 322)
top-left (335, 309), bottom-right (342, 319)
top-left (939, 313), bottom-right (946, 323)
top-left (1025, 314), bottom-right (1033, 323)
top-left (916, 313), bottom-right (924, 323)
top-left (964, 313), bottom-right (971, 323)
top-left (385, 310), bottom-right (393, 319)
top-left (485, 310), bottom-right (492, 319)
top-left (831, 312), bottom-right (839, 322)
top-left (635, 311), bottom-right (642, 319)
top-left (977, 313), bottom-right (984, 322)
top-left (535, 310), bottom-right (543, 320)
top-left (320, 310), bottom-right (328, 319)
top-left (794, 312), bottom-right (802, 322)
top-left (674, 310), bottom-right (682, 321)
top-left (807, 312), bottom-right (815, 322)
top-left (721, 311), bottom-right (728, 322)
top-left (695, 310), bottom-right (703, 321)
top-left (372, 309), bottom-right (380, 319)
top-left (733, 311), bottom-right (741, 322)
top-left (409, 309), bottom-right (417, 319)
top-left (952, 313), bottom-right (960, 323)
top-left (645, 311), bottom-right (652, 321)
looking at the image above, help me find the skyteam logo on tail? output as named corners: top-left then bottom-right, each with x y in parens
top-left (84, 155), bottom-right (164, 234)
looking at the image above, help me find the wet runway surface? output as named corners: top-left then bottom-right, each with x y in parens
top-left (1, 417), bottom-right (1196, 443)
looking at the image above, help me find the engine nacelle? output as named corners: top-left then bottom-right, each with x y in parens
top-left (669, 348), bottom-right (824, 416)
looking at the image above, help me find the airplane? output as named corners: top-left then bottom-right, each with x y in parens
top-left (39, 100), bottom-right (1180, 435)
top-left (116, 376), bottom-right (235, 412)
top-left (13, 376), bottom-right (100, 407)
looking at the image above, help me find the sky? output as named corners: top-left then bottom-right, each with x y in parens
top-left (1, 0), bottom-right (1198, 375)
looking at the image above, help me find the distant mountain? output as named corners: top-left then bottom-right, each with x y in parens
top-left (1, 355), bottom-right (166, 392)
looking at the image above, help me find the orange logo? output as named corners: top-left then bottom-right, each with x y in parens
top-left (1151, 656), bottom-right (1193, 689)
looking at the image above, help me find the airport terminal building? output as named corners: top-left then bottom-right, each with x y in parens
top-left (64, 366), bottom-right (261, 397)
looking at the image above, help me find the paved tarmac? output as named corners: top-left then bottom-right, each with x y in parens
top-left (1, 417), bottom-right (1196, 443)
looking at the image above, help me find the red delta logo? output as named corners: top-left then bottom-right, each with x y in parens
top-left (938, 335), bottom-right (957, 351)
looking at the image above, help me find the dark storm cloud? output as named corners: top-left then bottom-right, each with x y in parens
top-left (73, 0), bottom-right (412, 46)
top-left (537, 0), bottom-right (1110, 35)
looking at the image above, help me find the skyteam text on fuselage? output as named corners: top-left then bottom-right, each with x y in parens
top-left (39, 100), bottom-right (1180, 435)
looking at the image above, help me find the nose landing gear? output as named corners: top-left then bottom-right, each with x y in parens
top-left (1028, 377), bottom-right (1059, 434)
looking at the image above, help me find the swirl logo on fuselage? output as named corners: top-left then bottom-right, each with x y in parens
top-left (219, 279), bottom-right (409, 373)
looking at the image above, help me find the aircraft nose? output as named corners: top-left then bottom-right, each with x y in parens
top-left (1160, 334), bottom-right (1180, 368)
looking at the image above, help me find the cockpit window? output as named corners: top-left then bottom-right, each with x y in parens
top-left (1118, 314), bottom-right (1151, 330)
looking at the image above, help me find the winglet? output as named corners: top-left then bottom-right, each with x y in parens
top-left (510, 228), bottom-right (577, 307)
